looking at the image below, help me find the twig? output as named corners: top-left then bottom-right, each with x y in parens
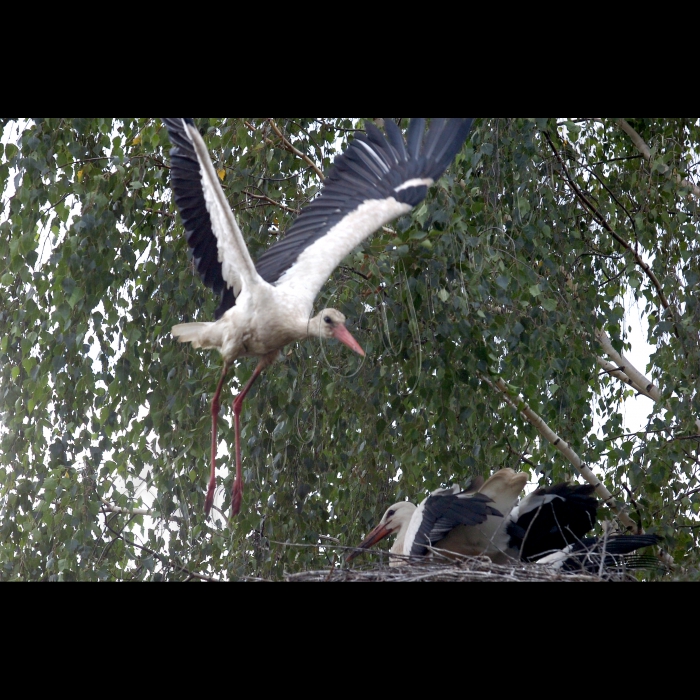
top-left (318, 535), bottom-right (341, 545)
top-left (602, 427), bottom-right (680, 442)
top-left (338, 265), bottom-right (372, 282)
top-left (103, 521), bottom-right (220, 582)
top-left (142, 207), bottom-right (175, 218)
top-left (505, 439), bottom-right (537, 468)
top-left (266, 119), bottom-right (325, 181)
top-left (543, 130), bottom-right (673, 316)
top-left (243, 189), bottom-right (299, 215)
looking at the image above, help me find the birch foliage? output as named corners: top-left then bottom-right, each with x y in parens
top-left (0, 117), bottom-right (697, 580)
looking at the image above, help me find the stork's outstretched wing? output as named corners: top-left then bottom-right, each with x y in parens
top-left (164, 117), bottom-right (474, 320)
top-left (163, 118), bottom-right (263, 318)
top-left (256, 118), bottom-right (474, 314)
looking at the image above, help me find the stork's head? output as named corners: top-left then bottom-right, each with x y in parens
top-left (311, 308), bottom-right (365, 356)
top-left (345, 501), bottom-right (416, 562)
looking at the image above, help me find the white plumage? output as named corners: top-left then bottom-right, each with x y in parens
top-left (346, 468), bottom-right (526, 565)
top-left (163, 118), bottom-right (475, 517)
top-left (347, 469), bottom-right (660, 570)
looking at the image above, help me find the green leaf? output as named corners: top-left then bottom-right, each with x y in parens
top-left (68, 287), bottom-right (84, 308)
top-left (0, 116), bottom-right (693, 581)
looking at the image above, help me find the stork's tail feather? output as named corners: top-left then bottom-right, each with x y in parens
top-left (171, 322), bottom-right (215, 348)
top-left (535, 534), bottom-right (662, 574)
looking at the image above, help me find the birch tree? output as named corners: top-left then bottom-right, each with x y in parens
top-left (0, 117), bottom-right (696, 580)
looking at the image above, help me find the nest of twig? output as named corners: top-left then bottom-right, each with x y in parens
top-left (285, 552), bottom-right (656, 582)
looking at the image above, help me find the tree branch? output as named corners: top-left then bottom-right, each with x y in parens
top-left (595, 329), bottom-right (660, 401)
top-left (480, 373), bottom-right (638, 531)
top-left (595, 356), bottom-right (656, 401)
top-left (543, 130), bottom-right (673, 314)
top-left (616, 118), bottom-right (700, 198)
top-left (243, 189), bottom-right (299, 215)
top-left (596, 328), bottom-right (700, 433)
top-left (266, 118), bottom-right (325, 181)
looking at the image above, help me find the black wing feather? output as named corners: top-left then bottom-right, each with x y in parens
top-left (555, 534), bottom-right (661, 573)
top-left (163, 118), bottom-right (232, 319)
top-left (410, 490), bottom-right (501, 557)
top-left (428, 119), bottom-right (475, 179)
top-left (364, 123), bottom-right (400, 167)
top-left (405, 118), bottom-right (426, 159)
top-left (507, 483), bottom-right (598, 561)
top-left (164, 117), bottom-right (474, 318)
top-left (383, 119), bottom-right (408, 161)
top-left (422, 118), bottom-right (448, 160)
top-left (254, 118), bottom-right (474, 286)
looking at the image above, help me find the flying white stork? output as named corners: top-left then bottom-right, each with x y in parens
top-left (162, 117), bottom-right (475, 517)
top-left (346, 469), bottom-right (661, 570)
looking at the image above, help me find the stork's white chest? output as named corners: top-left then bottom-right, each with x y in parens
top-left (217, 283), bottom-right (311, 361)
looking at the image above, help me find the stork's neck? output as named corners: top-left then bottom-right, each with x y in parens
top-left (303, 311), bottom-right (328, 339)
top-left (393, 526), bottom-right (409, 556)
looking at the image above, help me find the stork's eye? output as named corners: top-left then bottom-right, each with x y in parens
top-left (324, 315), bottom-right (332, 324)
top-left (387, 509), bottom-right (395, 518)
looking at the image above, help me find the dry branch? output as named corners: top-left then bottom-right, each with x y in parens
top-left (243, 189), bottom-right (300, 215)
top-left (100, 499), bottom-right (184, 522)
top-left (290, 556), bottom-right (651, 582)
top-left (480, 373), bottom-right (638, 530)
top-left (596, 328), bottom-right (700, 433)
top-left (100, 500), bottom-right (153, 517)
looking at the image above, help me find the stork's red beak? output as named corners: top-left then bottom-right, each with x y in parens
top-left (345, 522), bottom-right (393, 562)
top-left (332, 324), bottom-right (365, 357)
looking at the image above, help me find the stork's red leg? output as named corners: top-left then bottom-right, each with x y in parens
top-left (205, 362), bottom-right (230, 516)
top-left (229, 357), bottom-right (273, 517)
top-left (229, 362), bottom-right (265, 517)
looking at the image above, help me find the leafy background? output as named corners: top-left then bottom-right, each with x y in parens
top-left (0, 117), bottom-right (698, 581)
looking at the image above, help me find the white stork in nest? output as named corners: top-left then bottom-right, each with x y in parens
top-left (162, 118), bottom-right (474, 517)
top-left (346, 468), bottom-right (661, 571)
